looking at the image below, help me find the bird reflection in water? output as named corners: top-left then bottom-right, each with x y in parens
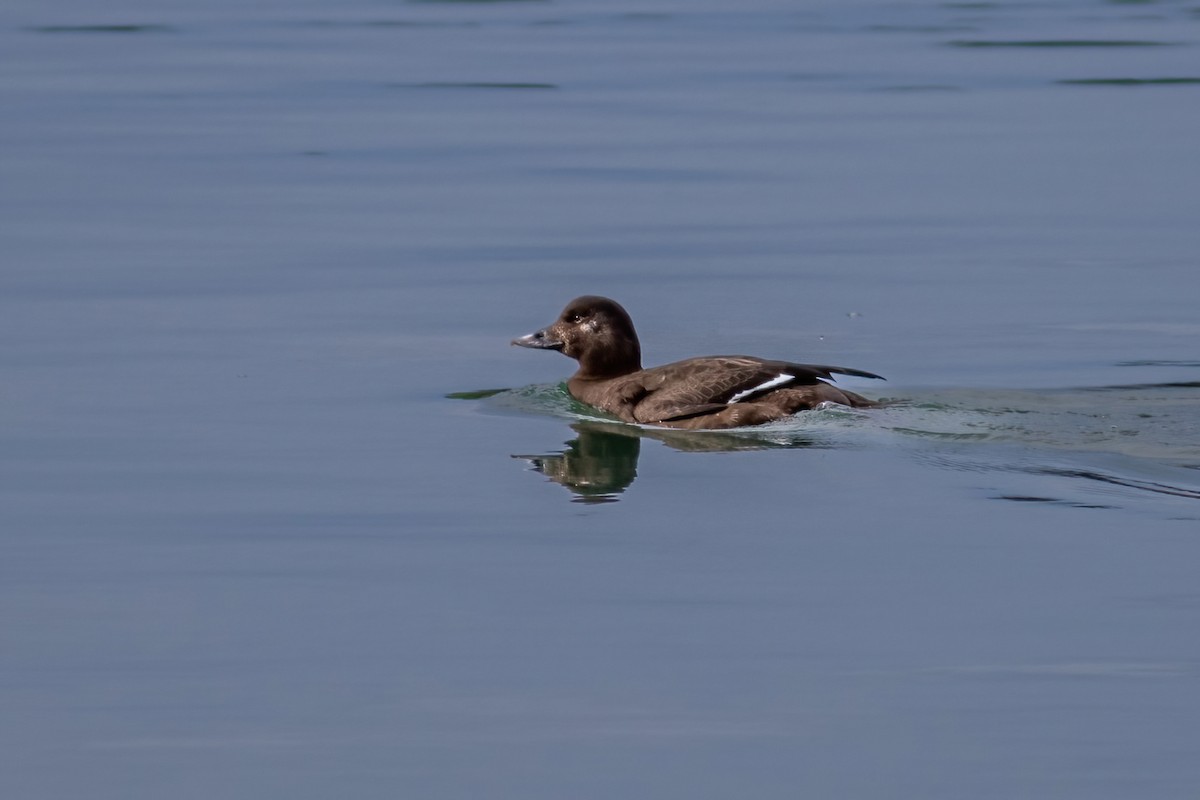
top-left (513, 421), bottom-right (822, 504)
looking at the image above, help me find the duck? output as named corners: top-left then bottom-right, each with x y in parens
top-left (512, 295), bottom-right (884, 429)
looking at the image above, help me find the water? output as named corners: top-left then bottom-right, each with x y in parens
top-left (3, 0), bottom-right (1200, 797)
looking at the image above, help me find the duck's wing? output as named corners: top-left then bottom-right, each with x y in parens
top-left (631, 356), bottom-right (882, 424)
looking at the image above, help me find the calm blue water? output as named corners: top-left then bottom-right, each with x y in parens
top-left (3, 0), bottom-right (1200, 797)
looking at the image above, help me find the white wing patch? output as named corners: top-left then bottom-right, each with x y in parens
top-left (728, 373), bottom-right (794, 404)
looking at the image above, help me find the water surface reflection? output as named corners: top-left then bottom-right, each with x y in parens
top-left (513, 421), bottom-right (822, 503)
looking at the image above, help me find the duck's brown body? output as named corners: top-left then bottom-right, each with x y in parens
top-left (514, 296), bottom-right (883, 430)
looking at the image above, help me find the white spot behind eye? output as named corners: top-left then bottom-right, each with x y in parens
top-left (728, 373), bottom-right (794, 404)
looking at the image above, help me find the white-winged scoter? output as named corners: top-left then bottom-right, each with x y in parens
top-left (513, 296), bottom-right (883, 430)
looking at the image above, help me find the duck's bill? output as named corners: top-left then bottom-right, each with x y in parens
top-left (511, 329), bottom-right (564, 350)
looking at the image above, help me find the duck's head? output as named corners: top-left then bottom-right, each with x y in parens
top-left (512, 295), bottom-right (642, 378)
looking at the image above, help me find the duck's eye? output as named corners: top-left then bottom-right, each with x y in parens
top-left (567, 312), bottom-right (585, 324)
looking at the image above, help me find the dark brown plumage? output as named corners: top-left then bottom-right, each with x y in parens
top-left (513, 296), bottom-right (884, 430)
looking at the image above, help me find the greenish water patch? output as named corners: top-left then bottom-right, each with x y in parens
top-left (455, 383), bottom-right (620, 423)
top-left (390, 82), bottom-right (558, 90)
top-left (29, 24), bottom-right (173, 34)
top-left (950, 39), bottom-right (1170, 47)
top-left (446, 388), bottom-right (508, 400)
top-left (1059, 77), bottom-right (1200, 86)
top-left (882, 386), bottom-right (1200, 463)
top-left (889, 426), bottom-right (992, 441)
